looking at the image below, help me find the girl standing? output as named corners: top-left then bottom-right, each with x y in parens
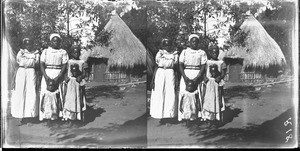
top-left (150, 38), bottom-right (178, 123)
top-left (178, 79), bottom-right (200, 126)
top-left (39, 33), bottom-right (69, 121)
top-left (178, 34), bottom-right (207, 122)
top-left (11, 38), bottom-right (40, 123)
top-left (202, 45), bottom-right (226, 123)
top-left (62, 45), bottom-right (87, 121)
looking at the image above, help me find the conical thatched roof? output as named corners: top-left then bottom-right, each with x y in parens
top-left (91, 13), bottom-right (154, 73)
top-left (225, 15), bottom-right (286, 69)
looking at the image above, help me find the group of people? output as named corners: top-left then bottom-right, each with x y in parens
top-left (11, 33), bottom-right (88, 125)
top-left (150, 34), bottom-right (226, 127)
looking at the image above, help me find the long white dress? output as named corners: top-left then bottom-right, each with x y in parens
top-left (150, 49), bottom-right (178, 119)
top-left (39, 47), bottom-right (69, 121)
top-left (11, 49), bottom-right (40, 118)
top-left (62, 59), bottom-right (87, 120)
top-left (178, 47), bottom-right (207, 121)
top-left (202, 59), bottom-right (226, 121)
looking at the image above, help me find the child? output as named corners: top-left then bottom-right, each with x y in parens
top-left (40, 79), bottom-right (62, 121)
top-left (202, 45), bottom-right (226, 124)
top-left (63, 64), bottom-right (85, 121)
top-left (178, 79), bottom-right (200, 126)
top-left (62, 45), bottom-right (88, 121)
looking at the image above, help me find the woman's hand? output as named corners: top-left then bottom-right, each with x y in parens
top-left (215, 76), bottom-right (221, 83)
top-left (44, 75), bottom-right (51, 83)
top-left (53, 76), bottom-right (60, 84)
top-left (76, 76), bottom-right (83, 83)
top-left (65, 77), bottom-right (70, 83)
top-left (203, 76), bottom-right (209, 84)
top-left (183, 76), bottom-right (189, 84)
top-left (191, 77), bottom-right (198, 84)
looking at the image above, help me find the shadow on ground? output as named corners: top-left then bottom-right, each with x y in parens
top-left (187, 107), bottom-right (296, 147)
top-left (224, 85), bottom-right (261, 102)
top-left (16, 85), bottom-right (127, 130)
top-left (60, 113), bottom-right (147, 147)
top-left (85, 85), bottom-right (125, 102)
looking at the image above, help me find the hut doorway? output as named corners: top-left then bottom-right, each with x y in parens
top-left (88, 57), bottom-right (108, 82)
top-left (225, 58), bottom-right (243, 82)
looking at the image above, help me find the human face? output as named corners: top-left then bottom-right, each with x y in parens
top-left (190, 37), bottom-right (199, 50)
top-left (71, 48), bottom-right (81, 60)
top-left (210, 48), bottom-right (219, 60)
top-left (51, 37), bottom-right (61, 49)
top-left (162, 39), bottom-right (171, 52)
top-left (23, 39), bottom-right (31, 50)
top-left (185, 80), bottom-right (196, 92)
top-left (210, 66), bottom-right (219, 78)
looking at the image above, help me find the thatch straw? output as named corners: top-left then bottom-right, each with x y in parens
top-left (91, 14), bottom-right (154, 73)
top-left (225, 15), bottom-right (286, 69)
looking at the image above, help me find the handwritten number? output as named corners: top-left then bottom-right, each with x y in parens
top-left (284, 117), bottom-right (292, 126)
top-left (285, 129), bottom-right (292, 134)
top-left (285, 134), bottom-right (292, 143)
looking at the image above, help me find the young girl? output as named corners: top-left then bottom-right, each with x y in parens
top-left (150, 38), bottom-right (178, 124)
top-left (40, 79), bottom-right (62, 121)
top-left (202, 45), bottom-right (226, 123)
top-left (63, 64), bottom-right (85, 121)
top-left (178, 79), bottom-right (200, 126)
top-left (62, 45), bottom-right (87, 121)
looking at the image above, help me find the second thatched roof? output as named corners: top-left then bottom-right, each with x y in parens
top-left (90, 13), bottom-right (154, 73)
top-left (225, 15), bottom-right (286, 69)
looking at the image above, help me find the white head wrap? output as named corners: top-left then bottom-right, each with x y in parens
top-left (49, 33), bottom-right (61, 41)
top-left (188, 34), bottom-right (199, 41)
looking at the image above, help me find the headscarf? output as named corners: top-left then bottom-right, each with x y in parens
top-left (49, 33), bottom-right (61, 41)
top-left (188, 34), bottom-right (199, 41)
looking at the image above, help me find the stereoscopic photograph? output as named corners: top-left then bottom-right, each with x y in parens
top-left (1, 0), bottom-right (298, 149)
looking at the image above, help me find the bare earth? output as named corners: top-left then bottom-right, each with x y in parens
top-left (147, 82), bottom-right (297, 148)
top-left (3, 83), bottom-right (147, 148)
top-left (2, 82), bottom-right (297, 148)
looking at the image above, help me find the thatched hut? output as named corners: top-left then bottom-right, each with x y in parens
top-left (224, 15), bottom-right (286, 83)
top-left (89, 13), bottom-right (154, 83)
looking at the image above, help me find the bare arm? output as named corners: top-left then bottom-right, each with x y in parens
top-left (192, 64), bottom-right (206, 83)
top-left (216, 68), bottom-right (227, 83)
top-left (179, 62), bottom-right (188, 83)
top-left (40, 62), bottom-right (50, 82)
top-left (54, 63), bottom-right (67, 82)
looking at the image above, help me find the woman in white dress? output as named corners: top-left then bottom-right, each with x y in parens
top-left (150, 38), bottom-right (179, 124)
top-left (178, 34), bottom-right (208, 122)
top-left (11, 38), bottom-right (40, 124)
top-left (39, 33), bottom-right (69, 121)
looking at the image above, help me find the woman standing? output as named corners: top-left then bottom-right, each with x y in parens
top-left (39, 33), bottom-right (69, 121)
top-left (150, 38), bottom-right (178, 123)
top-left (178, 34), bottom-right (207, 122)
top-left (11, 38), bottom-right (40, 123)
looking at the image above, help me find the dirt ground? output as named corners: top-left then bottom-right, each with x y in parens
top-left (2, 81), bottom-right (297, 148)
top-left (147, 82), bottom-right (297, 148)
top-left (3, 83), bottom-right (147, 148)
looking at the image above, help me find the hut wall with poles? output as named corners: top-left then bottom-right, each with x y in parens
top-left (224, 15), bottom-right (286, 83)
top-left (89, 13), bottom-right (154, 83)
